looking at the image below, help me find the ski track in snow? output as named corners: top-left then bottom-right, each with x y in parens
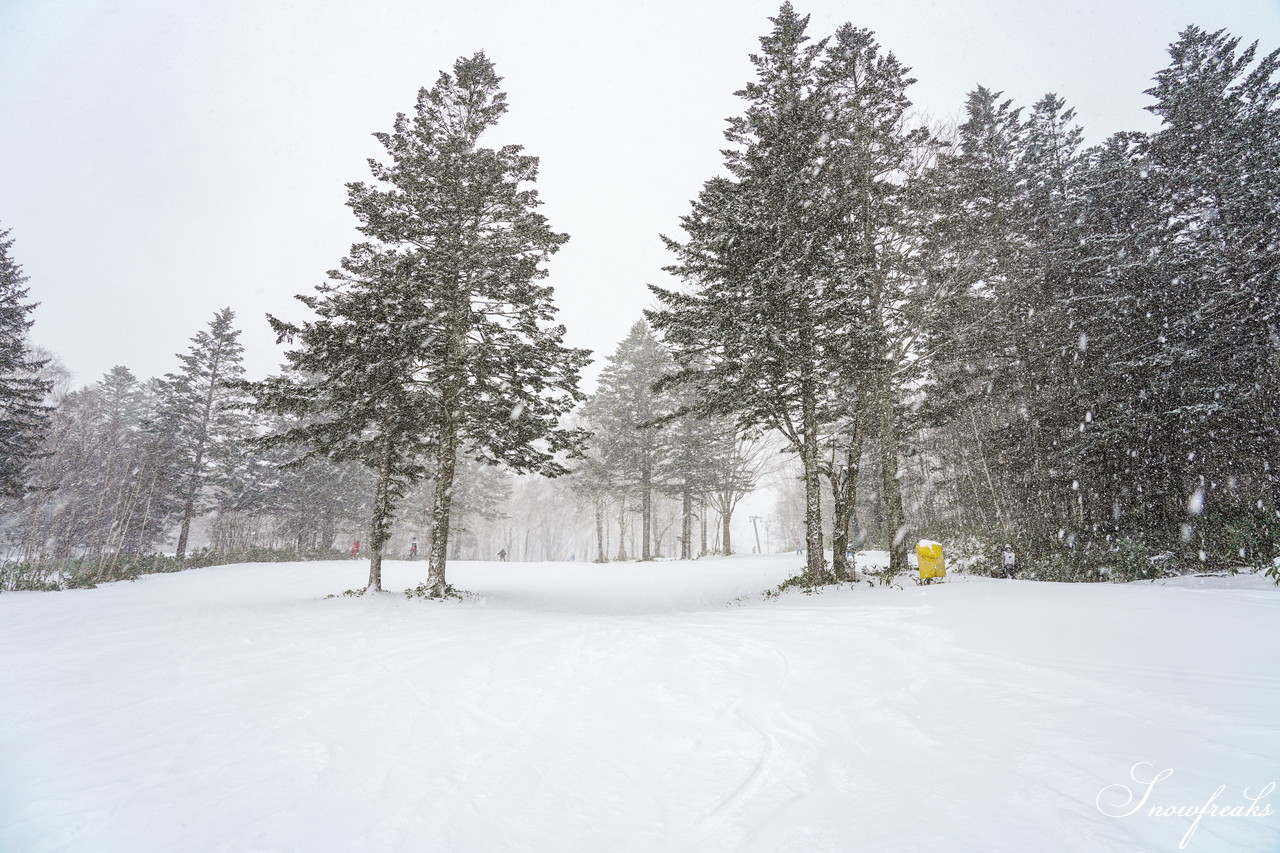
top-left (0, 555), bottom-right (1277, 852)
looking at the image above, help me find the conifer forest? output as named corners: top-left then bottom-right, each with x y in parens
top-left (1, 4), bottom-right (1277, 594)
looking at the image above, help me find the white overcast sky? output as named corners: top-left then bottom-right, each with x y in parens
top-left (2, 0), bottom-right (1277, 390)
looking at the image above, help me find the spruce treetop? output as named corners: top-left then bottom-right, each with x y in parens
top-left (0, 226), bottom-right (52, 498)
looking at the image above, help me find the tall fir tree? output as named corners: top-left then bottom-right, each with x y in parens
top-left (652, 4), bottom-right (838, 582)
top-left (815, 23), bottom-right (926, 578)
top-left (652, 6), bottom-right (924, 580)
top-left (0, 227), bottom-right (52, 499)
top-left (255, 250), bottom-right (443, 591)
top-left (158, 308), bottom-right (250, 560)
top-left (583, 321), bottom-right (675, 561)
top-left (648, 357), bottom-right (727, 560)
top-left (257, 53), bottom-right (587, 595)
top-left (919, 87), bottom-right (1070, 539)
top-left (1137, 26), bottom-right (1280, 545)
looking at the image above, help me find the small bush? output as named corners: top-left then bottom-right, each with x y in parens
top-left (762, 564), bottom-right (891, 597)
top-left (180, 546), bottom-right (346, 569)
top-left (1102, 538), bottom-right (1170, 582)
top-left (0, 561), bottom-right (60, 591)
top-left (0, 546), bottom-right (348, 592)
top-left (763, 573), bottom-right (826, 598)
top-left (1189, 512), bottom-right (1280, 569)
top-left (404, 582), bottom-right (469, 601)
top-left (325, 588), bottom-right (369, 599)
top-left (1014, 538), bottom-right (1180, 583)
top-left (1016, 550), bottom-right (1099, 583)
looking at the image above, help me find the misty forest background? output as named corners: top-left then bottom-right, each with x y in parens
top-left (1, 5), bottom-right (1277, 592)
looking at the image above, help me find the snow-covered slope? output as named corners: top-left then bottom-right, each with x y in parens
top-left (0, 556), bottom-right (1276, 852)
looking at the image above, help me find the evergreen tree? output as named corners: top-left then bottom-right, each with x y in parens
top-left (652, 4), bottom-right (837, 581)
top-left (263, 453), bottom-right (370, 553)
top-left (815, 23), bottom-right (926, 578)
top-left (0, 227), bottom-right (52, 499)
top-left (257, 53), bottom-right (587, 595)
top-left (919, 26), bottom-right (1280, 571)
top-left (158, 308), bottom-right (250, 559)
top-left (653, 373), bottom-right (725, 560)
top-left (583, 321), bottom-right (674, 561)
top-left (1137, 26), bottom-right (1280, 547)
top-left (918, 87), bottom-right (1077, 539)
top-left (255, 252), bottom-right (442, 591)
top-left (652, 6), bottom-right (924, 580)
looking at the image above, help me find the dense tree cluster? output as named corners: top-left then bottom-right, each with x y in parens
top-left (2, 9), bottom-right (1276, 592)
top-left (576, 321), bottom-right (764, 562)
top-left (917, 26), bottom-right (1280, 573)
top-left (652, 4), bottom-right (930, 582)
top-left (0, 310), bottom-right (374, 589)
top-left (654, 6), bottom-right (1279, 581)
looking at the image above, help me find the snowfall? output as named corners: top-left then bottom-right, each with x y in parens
top-left (0, 554), bottom-right (1277, 853)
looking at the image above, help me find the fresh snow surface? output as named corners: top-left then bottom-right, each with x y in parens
top-left (1, 555), bottom-right (1277, 853)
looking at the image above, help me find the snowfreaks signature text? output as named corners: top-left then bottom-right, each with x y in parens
top-left (1096, 762), bottom-right (1275, 849)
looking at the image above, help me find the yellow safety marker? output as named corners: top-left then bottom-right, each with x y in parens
top-left (917, 539), bottom-right (946, 579)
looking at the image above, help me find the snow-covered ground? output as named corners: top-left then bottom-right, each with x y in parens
top-left (1, 555), bottom-right (1276, 852)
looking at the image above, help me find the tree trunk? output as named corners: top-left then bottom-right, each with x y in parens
top-left (850, 501), bottom-right (862, 550)
top-left (831, 432), bottom-right (864, 582)
top-left (680, 485), bottom-right (692, 560)
top-left (427, 425), bottom-right (459, 596)
top-left (879, 395), bottom-right (909, 576)
top-left (699, 495), bottom-right (708, 557)
top-left (615, 504), bottom-right (627, 560)
top-left (175, 351), bottom-right (223, 561)
top-left (424, 242), bottom-right (471, 596)
top-left (800, 378), bottom-right (828, 582)
top-left (175, 444), bottom-right (207, 561)
top-left (366, 437), bottom-right (395, 593)
top-left (175, 494), bottom-right (195, 561)
top-left (641, 466), bottom-right (653, 561)
top-left (720, 500), bottom-right (733, 555)
top-left (594, 497), bottom-right (606, 562)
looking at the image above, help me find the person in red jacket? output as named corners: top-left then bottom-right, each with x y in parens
top-left (351, 540), bottom-right (360, 560)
